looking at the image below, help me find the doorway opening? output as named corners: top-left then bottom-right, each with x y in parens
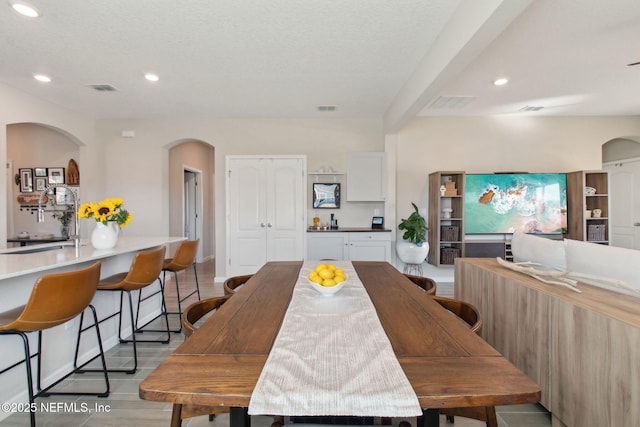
top-left (184, 167), bottom-right (204, 262)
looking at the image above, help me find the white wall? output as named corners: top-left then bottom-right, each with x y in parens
top-left (394, 115), bottom-right (640, 224)
top-left (0, 83), bottom-right (100, 247)
top-left (4, 82), bottom-right (640, 278)
top-left (94, 117), bottom-right (385, 278)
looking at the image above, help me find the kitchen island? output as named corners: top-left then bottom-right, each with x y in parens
top-left (0, 236), bottom-right (183, 419)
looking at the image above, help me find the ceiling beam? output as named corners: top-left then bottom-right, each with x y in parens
top-left (383, 0), bottom-right (534, 133)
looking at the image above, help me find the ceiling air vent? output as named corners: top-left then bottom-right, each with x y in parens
top-left (519, 106), bottom-right (544, 112)
top-left (428, 96), bottom-right (476, 110)
top-left (317, 105), bottom-right (337, 112)
top-left (87, 84), bottom-right (118, 92)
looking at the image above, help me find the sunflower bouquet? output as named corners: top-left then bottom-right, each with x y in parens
top-left (78, 197), bottom-right (133, 228)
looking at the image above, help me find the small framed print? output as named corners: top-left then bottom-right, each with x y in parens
top-left (34, 167), bottom-right (47, 177)
top-left (19, 168), bottom-right (33, 193)
top-left (48, 167), bottom-right (65, 184)
top-left (35, 177), bottom-right (47, 192)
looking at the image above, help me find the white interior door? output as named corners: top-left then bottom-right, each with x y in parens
top-left (227, 156), bottom-right (305, 276)
top-left (605, 159), bottom-right (640, 249)
top-left (266, 158), bottom-right (305, 261)
top-left (228, 158), bottom-right (268, 275)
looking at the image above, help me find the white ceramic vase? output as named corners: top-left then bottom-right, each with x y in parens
top-left (91, 221), bottom-right (119, 249)
top-left (396, 240), bottom-right (429, 264)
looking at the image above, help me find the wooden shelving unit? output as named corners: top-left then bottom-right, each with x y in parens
top-left (428, 171), bottom-right (465, 266)
top-left (566, 170), bottom-right (609, 244)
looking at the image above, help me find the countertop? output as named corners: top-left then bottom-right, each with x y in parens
top-left (307, 227), bottom-right (391, 232)
top-left (0, 236), bottom-right (184, 281)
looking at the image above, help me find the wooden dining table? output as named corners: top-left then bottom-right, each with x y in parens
top-left (139, 261), bottom-right (540, 427)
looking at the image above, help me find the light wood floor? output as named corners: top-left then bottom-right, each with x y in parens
top-left (2, 260), bottom-right (551, 426)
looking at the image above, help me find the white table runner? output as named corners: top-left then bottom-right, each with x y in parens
top-left (248, 261), bottom-right (422, 417)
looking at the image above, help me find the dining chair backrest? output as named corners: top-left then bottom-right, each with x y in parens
top-left (120, 246), bottom-right (166, 291)
top-left (1, 262), bottom-right (102, 332)
top-left (403, 274), bottom-right (437, 295)
top-left (182, 296), bottom-right (231, 337)
top-left (223, 274), bottom-right (253, 295)
top-left (432, 295), bottom-right (482, 334)
top-left (164, 240), bottom-right (198, 271)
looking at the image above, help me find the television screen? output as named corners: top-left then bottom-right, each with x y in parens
top-left (465, 173), bottom-right (567, 234)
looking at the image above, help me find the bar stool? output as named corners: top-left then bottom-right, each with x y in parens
top-left (77, 246), bottom-right (168, 374)
top-left (161, 239), bottom-right (200, 333)
top-left (0, 262), bottom-right (109, 427)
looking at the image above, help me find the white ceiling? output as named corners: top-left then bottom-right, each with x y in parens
top-left (1, 0), bottom-right (640, 129)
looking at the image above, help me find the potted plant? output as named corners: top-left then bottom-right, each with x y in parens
top-left (396, 202), bottom-right (429, 264)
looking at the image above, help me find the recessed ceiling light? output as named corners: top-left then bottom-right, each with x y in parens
top-left (33, 74), bottom-right (51, 83)
top-left (145, 73), bottom-right (159, 82)
top-left (493, 78), bottom-right (509, 86)
top-left (11, 2), bottom-right (39, 17)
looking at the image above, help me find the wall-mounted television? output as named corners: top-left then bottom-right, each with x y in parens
top-left (465, 173), bottom-right (567, 234)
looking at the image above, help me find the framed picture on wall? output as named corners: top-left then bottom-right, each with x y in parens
top-left (35, 177), bottom-right (47, 192)
top-left (48, 167), bottom-right (65, 184)
top-left (34, 167), bottom-right (47, 177)
top-left (19, 168), bottom-right (33, 193)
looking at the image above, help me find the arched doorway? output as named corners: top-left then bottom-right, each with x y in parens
top-left (602, 137), bottom-right (640, 249)
top-left (6, 123), bottom-right (81, 243)
top-left (168, 139), bottom-right (215, 264)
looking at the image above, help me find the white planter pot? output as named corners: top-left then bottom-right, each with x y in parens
top-left (396, 240), bottom-right (429, 264)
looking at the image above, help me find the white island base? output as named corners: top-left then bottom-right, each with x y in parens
top-left (0, 236), bottom-right (184, 421)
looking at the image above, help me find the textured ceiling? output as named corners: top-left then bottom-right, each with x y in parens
top-left (1, 0), bottom-right (639, 126)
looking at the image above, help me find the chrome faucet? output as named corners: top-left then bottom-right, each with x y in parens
top-left (37, 183), bottom-right (80, 250)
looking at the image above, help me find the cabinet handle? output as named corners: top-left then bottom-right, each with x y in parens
top-left (267, 223), bottom-right (273, 228)
top-left (260, 222), bottom-right (266, 227)
top-left (635, 222), bottom-right (640, 227)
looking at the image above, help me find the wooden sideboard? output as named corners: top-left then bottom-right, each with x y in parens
top-left (455, 258), bottom-right (640, 427)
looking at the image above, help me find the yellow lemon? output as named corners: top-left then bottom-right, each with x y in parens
top-left (334, 275), bottom-right (346, 283)
top-left (334, 268), bottom-right (344, 276)
top-left (326, 264), bottom-right (337, 271)
top-left (322, 279), bottom-right (337, 287)
top-left (310, 275), bottom-right (323, 284)
top-left (318, 269), bottom-right (334, 280)
top-left (308, 271), bottom-right (319, 280)
top-left (315, 263), bottom-right (327, 272)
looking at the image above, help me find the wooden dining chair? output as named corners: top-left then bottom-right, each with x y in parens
top-left (403, 273), bottom-right (437, 295)
top-left (433, 296), bottom-right (496, 427)
top-left (171, 296), bottom-right (231, 426)
top-left (223, 274), bottom-right (253, 295)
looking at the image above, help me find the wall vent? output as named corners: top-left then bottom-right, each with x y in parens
top-left (428, 96), bottom-right (476, 110)
top-left (87, 84), bottom-right (118, 92)
top-left (317, 105), bottom-right (337, 112)
top-left (519, 105), bottom-right (544, 112)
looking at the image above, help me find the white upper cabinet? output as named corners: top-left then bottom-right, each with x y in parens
top-left (346, 152), bottom-right (386, 201)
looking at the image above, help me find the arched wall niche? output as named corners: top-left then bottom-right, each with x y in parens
top-left (166, 138), bottom-right (215, 263)
top-left (602, 136), bottom-right (640, 163)
top-left (6, 122), bottom-right (82, 241)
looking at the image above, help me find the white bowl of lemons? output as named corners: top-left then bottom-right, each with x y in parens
top-left (307, 263), bottom-right (347, 296)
